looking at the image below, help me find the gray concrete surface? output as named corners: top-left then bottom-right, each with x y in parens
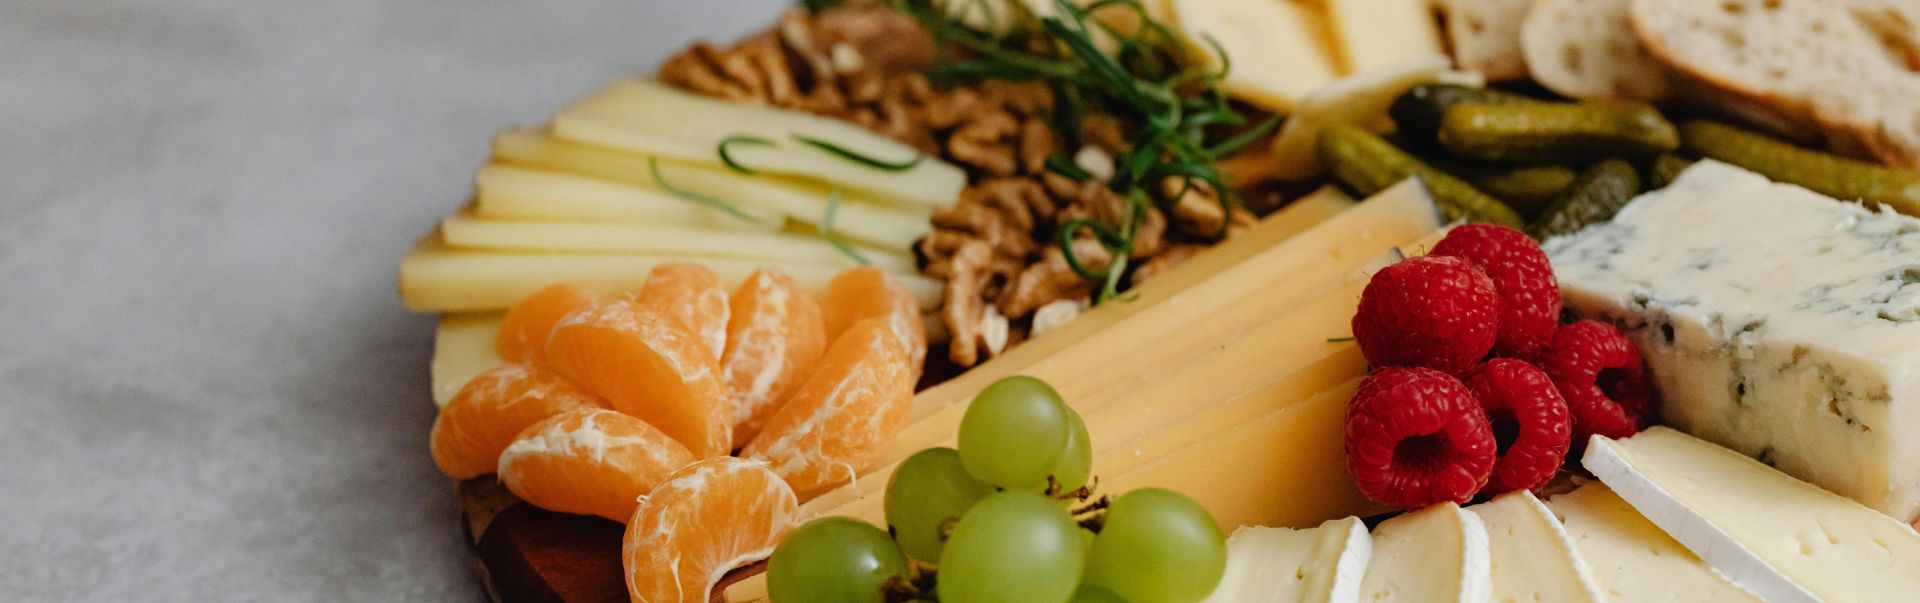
top-left (0, 1), bottom-right (784, 599)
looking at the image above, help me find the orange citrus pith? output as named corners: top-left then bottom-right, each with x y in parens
top-left (544, 301), bottom-right (732, 458)
top-left (822, 267), bottom-right (927, 377)
top-left (429, 363), bottom-right (607, 479)
top-left (498, 408), bottom-right (696, 523)
top-left (637, 262), bottom-right (731, 363)
top-left (496, 282), bottom-right (602, 365)
top-left (624, 457), bottom-right (799, 603)
top-left (722, 269), bottom-right (827, 449)
top-left (743, 317), bottom-right (915, 496)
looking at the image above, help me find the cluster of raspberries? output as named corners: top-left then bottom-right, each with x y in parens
top-left (1344, 225), bottom-right (1656, 510)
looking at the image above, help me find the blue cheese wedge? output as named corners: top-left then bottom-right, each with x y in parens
top-left (1546, 483), bottom-right (1760, 603)
top-left (1200, 516), bottom-right (1371, 603)
top-left (1467, 490), bottom-right (1606, 603)
top-left (1359, 503), bottom-right (1490, 603)
top-left (1585, 427), bottom-right (1920, 603)
top-left (1545, 160), bottom-right (1920, 523)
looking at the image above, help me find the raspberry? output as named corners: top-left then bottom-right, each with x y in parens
top-left (1352, 255), bottom-right (1501, 375)
top-left (1464, 358), bottom-right (1572, 495)
top-left (1431, 224), bottom-right (1562, 360)
top-left (1345, 367), bottom-right (1497, 509)
top-left (1539, 320), bottom-right (1656, 447)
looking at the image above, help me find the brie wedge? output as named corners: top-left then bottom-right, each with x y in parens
top-left (1200, 516), bottom-right (1372, 603)
top-left (1358, 503), bottom-right (1490, 602)
top-left (1585, 427), bottom-right (1920, 603)
top-left (1546, 483), bottom-right (1760, 603)
top-left (1467, 490), bottom-right (1606, 603)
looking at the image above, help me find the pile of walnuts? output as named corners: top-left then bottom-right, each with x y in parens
top-left (661, 6), bottom-right (1254, 367)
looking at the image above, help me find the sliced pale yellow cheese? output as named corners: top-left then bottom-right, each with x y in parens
top-left (431, 313), bottom-right (504, 407)
top-left (1468, 490), bottom-right (1607, 603)
top-left (1545, 484), bottom-right (1761, 603)
top-left (473, 163), bottom-right (780, 231)
top-left (1324, 0), bottom-right (1444, 74)
top-left (488, 132), bottom-right (931, 251)
top-left (551, 80), bottom-right (965, 208)
top-left (397, 234), bottom-right (941, 313)
top-left (1168, 0), bottom-right (1341, 113)
top-left (438, 211), bottom-right (914, 273)
top-left (1269, 55), bottom-right (1462, 182)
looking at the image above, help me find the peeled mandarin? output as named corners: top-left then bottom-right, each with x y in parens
top-left (742, 318), bottom-right (915, 496)
top-left (637, 262), bottom-right (730, 362)
top-left (496, 283), bottom-right (602, 365)
top-left (497, 408), bottom-right (697, 523)
top-left (721, 269), bottom-right (827, 449)
top-left (429, 363), bottom-right (607, 479)
top-left (822, 267), bottom-right (927, 377)
top-left (624, 457), bottom-right (800, 603)
top-left (545, 301), bottom-right (732, 458)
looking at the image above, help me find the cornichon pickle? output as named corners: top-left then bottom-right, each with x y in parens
top-left (1438, 101), bottom-right (1680, 163)
top-left (1645, 153), bottom-right (1696, 189)
top-left (1529, 159), bottom-right (1641, 239)
top-left (1679, 119), bottom-right (1920, 217)
top-left (1388, 84), bottom-right (1538, 152)
top-left (1463, 164), bottom-right (1578, 219)
top-left (1318, 121), bottom-right (1524, 226)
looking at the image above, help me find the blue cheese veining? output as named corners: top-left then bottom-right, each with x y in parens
top-left (1544, 160), bottom-right (1920, 523)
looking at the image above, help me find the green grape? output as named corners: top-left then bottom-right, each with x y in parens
top-left (958, 375), bottom-right (1072, 488)
top-left (767, 517), bottom-right (909, 603)
top-left (1053, 409), bottom-right (1094, 492)
top-left (936, 491), bottom-right (1085, 603)
top-left (884, 447), bottom-right (995, 563)
top-left (1072, 585), bottom-right (1132, 603)
top-left (1085, 489), bottom-right (1227, 603)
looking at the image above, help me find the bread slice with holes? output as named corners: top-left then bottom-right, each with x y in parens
top-left (1439, 0), bottom-right (1537, 80)
top-left (1632, 0), bottom-right (1920, 167)
top-left (1519, 0), bottom-right (1671, 101)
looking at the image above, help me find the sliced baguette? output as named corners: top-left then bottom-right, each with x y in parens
top-left (1631, 0), bottom-right (1920, 168)
top-left (1439, 0), bottom-right (1537, 81)
top-left (1519, 0), bottom-right (1671, 101)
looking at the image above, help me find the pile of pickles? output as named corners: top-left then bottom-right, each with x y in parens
top-left (1316, 84), bottom-right (1920, 238)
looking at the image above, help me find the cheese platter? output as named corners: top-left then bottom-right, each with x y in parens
top-left (397, 0), bottom-right (1920, 600)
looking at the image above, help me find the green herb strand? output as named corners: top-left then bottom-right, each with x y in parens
top-left (647, 158), bottom-right (764, 225)
top-left (716, 134), bottom-right (775, 175)
top-left (820, 189), bottom-right (871, 265)
top-left (791, 134), bottom-right (927, 171)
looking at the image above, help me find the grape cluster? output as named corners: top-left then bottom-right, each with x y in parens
top-left (766, 376), bottom-right (1228, 603)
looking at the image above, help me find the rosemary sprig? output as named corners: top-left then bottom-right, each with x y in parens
top-left (820, 189), bottom-right (871, 265)
top-left (716, 134), bottom-right (775, 175)
top-left (647, 158), bottom-right (765, 225)
top-left (792, 134), bottom-right (927, 171)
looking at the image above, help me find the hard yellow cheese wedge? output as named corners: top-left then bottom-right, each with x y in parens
top-left (1167, 0), bottom-right (1341, 113)
top-left (431, 313), bottom-right (504, 407)
top-left (439, 211), bottom-right (914, 273)
top-left (1324, 0), bottom-right (1444, 74)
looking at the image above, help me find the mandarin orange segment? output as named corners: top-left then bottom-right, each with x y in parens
top-left (497, 408), bottom-right (697, 523)
top-left (821, 267), bottom-right (927, 376)
top-left (623, 457), bottom-right (799, 603)
top-left (429, 363), bottom-right (607, 479)
top-left (637, 262), bottom-right (731, 363)
top-left (496, 283), bottom-right (603, 365)
top-left (545, 301), bottom-right (732, 458)
top-left (721, 269), bottom-right (828, 449)
top-left (741, 318), bottom-right (915, 496)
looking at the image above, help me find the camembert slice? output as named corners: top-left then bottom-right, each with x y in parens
top-left (1201, 517), bottom-right (1371, 603)
top-left (1358, 503), bottom-right (1490, 603)
top-left (1545, 483), bottom-right (1759, 603)
top-left (1584, 427), bottom-right (1920, 603)
top-left (1467, 490), bottom-right (1605, 603)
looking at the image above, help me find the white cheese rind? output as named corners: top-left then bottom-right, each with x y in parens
top-left (1546, 483), bottom-right (1760, 603)
top-left (1584, 428), bottom-right (1920, 603)
top-left (1359, 503), bottom-right (1490, 603)
top-left (1201, 516), bottom-right (1372, 603)
top-left (1544, 160), bottom-right (1920, 523)
top-left (1467, 491), bottom-right (1607, 603)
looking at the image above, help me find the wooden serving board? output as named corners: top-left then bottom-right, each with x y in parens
top-left (460, 346), bottom-right (969, 602)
